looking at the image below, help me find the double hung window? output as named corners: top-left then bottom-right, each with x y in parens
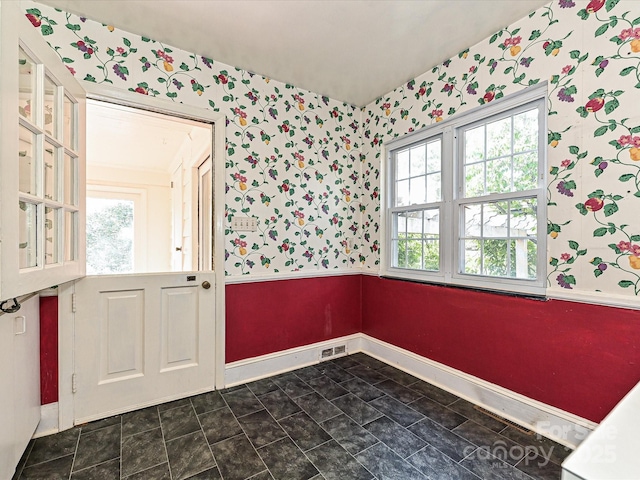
top-left (386, 87), bottom-right (546, 295)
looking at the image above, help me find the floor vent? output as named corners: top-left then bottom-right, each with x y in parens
top-left (473, 406), bottom-right (535, 435)
top-left (320, 348), bottom-right (334, 360)
top-left (319, 345), bottom-right (347, 361)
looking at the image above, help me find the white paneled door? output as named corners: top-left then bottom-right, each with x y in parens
top-left (73, 272), bottom-right (215, 423)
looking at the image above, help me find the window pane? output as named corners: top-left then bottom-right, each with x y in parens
top-left (484, 239), bottom-right (508, 276)
top-left (44, 143), bottom-right (59, 201)
top-left (19, 49), bottom-right (37, 122)
top-left (461, 198), bottom-right (537, 279)
top-left (426, 173), bottom-right (441, 203)
top-left (397, 150), bottom-right (409, 180)
top-left (44, 75), bottom-right (58, 137)
top-left (395, 212), bottom-right (406, 236)
top-left (463, 239), bottom-right (481, 275)
top-left (409, 177), bottom-right (426, 205)
top-left (410, 145), bottom-right (426, 176)
top-left (426, 139), bottom-right (442, 173)
top-left (463, 204), bottom-right (482, 236)
top-left (482, 202), bottom-right (508, 238)
top-left (464, 126), bottom-right (484, 164)
top-left (64, 153), bottom-right (77, 205)
top-left (392, 209), bottom-right (439, 271)
top-left (19, 126), bottom-right (38, 196)
top-left (406, 239), bottom-right (423, 269)
top-left (513, 108), bottom-right (538, 153)
top-left (486, 117), bottom-right (511, 159)
top-left (64, 210), bottom-right (77, 261)
top-left (509, 199), bottom-right (537, 237)
top-left (513, 152), bottom-right (538, 191)
top-left (407, 210), bottom-right (423, 236)
top-left (86, 198), bottom-right (134, 275)
top-left (64, 95), bottom-right (76, 149)
top-left (486, 157), bottom-right (510, 194)
top-left (45, 206), bottom-right (59, 264)
top-left (464, 163), bottom-right (484, 197)
top-left (396, 179), bottom-right (409, 207)
top-left (396, 237), bottom-right (408, 268)
top-left (19, 201), bottom-right (38, 268)
top-left (423, 238), bottom-right (439, 270)
top-left (424, 208), bottom-right (439, 234)
top-left (509, 239), bottom-right (536, 279)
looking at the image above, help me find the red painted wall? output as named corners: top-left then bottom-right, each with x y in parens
top-left (226, 275), bottom-right (362, 363)
top-left (38, 273), bottom-right (640, 422)
top-left (39, 296), bottom-right (58, 405)
top-left (361, 275), bottom-right (640, 423)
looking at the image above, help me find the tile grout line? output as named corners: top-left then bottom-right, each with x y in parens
top-left (253, 382), bottom-right (327, 478)
top-left (66, 428), bottom-right (82, 480)
top-left (220, 385), bottom-right (271, 479)
top-left (178, 398), bottom-right (219, 480)
top-left (157, 405), bottom-right (174, 480)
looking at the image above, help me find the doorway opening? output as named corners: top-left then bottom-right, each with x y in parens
top-left (86, 99), bottom-right (213, 274)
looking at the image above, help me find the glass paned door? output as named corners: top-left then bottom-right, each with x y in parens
top-left (2, 11), bottom-right (85, 300)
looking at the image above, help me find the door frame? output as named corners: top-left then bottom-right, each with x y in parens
top-left (58, 83), bottom-right (226, 431)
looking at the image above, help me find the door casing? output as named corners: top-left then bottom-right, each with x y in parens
top-left (57, 83), bottom-right (226, 431)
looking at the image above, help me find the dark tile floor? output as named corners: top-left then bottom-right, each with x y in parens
top-left (13, 353), bottom-right (571, 480)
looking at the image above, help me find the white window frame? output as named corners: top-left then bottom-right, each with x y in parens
top-left (382, 84), bottom-right (547, 296)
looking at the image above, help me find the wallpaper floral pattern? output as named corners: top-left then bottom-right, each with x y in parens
top-left (26, 0), bottom-right (640, 299)
top-left (24, 1), bottom-right (362, 277)
top-left (361, 0), bottom-right (640, 299)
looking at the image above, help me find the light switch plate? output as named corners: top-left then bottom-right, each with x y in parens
top-left (231, 216), bottom-right (257, 231)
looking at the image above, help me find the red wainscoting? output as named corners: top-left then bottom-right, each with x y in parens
top-left (226, 275), bottom-right (363, 363)
top-left (361, 275), bottom-right (640, 423)
top-left (39, 296), bottom-right (59, 405)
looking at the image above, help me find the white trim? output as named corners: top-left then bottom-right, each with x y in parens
top-left (57, 281), bottom-right (75, 432)
top-left (549, 289), bottom-right (640, 311)
top-left (381, 84), bottom-right (549, 297)
top-left (359, 334), bottom-right (596, 449)
top-left (34, 403), bottom-right (59, 438)
top-left (360, 269), bottom-right (379, 277)
top-left (224, 268), bottom-right (362, 285)
top-left (224, 332), bottom-right (596, 449)
top-left (213, 120), bottom-right (226, 389)
top-left (54, 82), bottom-right (228, 428)
top-left (224, 334), bottom-right (362, 386)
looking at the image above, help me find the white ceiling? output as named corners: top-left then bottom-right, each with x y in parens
top-left (87, 100), bottom-right (210, 172)
top-left (38, 0), bottom-right (549, 107)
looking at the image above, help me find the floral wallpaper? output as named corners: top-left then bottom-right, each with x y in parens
top-left (24, 1), bottom-right (362, 277)
top-left (361, 0), bottom-right (640, 299)
top-left (26, 0), bottom-right (640, 299)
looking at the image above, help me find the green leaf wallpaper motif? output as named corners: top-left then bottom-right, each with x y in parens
top-left (28, 0), bottom-right (640, 299)
top-left (360, 0), bottom-right (640, 298)
top-left (25, 1), bottom-right (363, 277)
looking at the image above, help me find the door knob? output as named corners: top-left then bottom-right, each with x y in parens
top-left (201, 281), bottom-right (211, 289)
top-left (175, 247), bottom-right (182, 251)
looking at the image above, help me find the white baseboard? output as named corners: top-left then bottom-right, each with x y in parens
top-left (34, 403), bottom-right (59, 438)
top-left (225, 334), bottom-right (363, 386)
top-left (225, 333), bottom-right (597, 449)
top-left (359, 334), bottom-right (597, 449)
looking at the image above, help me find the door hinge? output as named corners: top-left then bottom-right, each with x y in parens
top-left (71, 293), bottom-right (76, 313)
top-left (72, 373), bottom-right (77, 394)
top-left (171, 181), bottom-right (174, 188)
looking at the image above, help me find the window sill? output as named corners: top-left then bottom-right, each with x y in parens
top-left (380, 269), bottom-right (548, 300)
